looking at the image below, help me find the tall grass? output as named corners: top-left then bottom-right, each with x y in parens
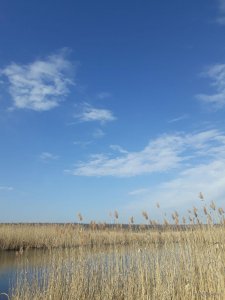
top-left (0, 223), bottom-right (173, 251)
top-left (1, 198), bottom-right (225, 299)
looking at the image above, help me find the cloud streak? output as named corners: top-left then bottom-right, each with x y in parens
top-left (168, 114), bottom-right (189, 123)
top-left (40, 152), bottom-right (59, 161)
top-left (67, 129), bottom-right (224, 177)
top-left (75, 103), bottom-right (116, 123)
top-left (196, 64), bottom-right (225, 110)
top-left (1, 49), bottom-right (74, 111)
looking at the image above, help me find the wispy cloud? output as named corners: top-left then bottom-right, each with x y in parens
top-left (109, 144), bottom-right (128, 154)
top-left (126, 159), bottom-right (225, 214)
top-left (0, 186), bottom-right (14, 191)
top-left (129, 188), bottom-right (149, 196)
top-left (168, 114), bottom-right (189, 123)
top-left (93, 128), bottom-right (105, 139)
top-left (39, 152), bottom-right (59, 161)
top-left (126, 130), bottom-right (225, 213)
top-left (67, 129), bottom-right (223, 177)
top-left (75, 103), bottom-right (116, 124)
top-left (73, 140), bottom-right (93, 147)
top-left (96, 92), bottom-right (111, 100)
top-left (216, 0), bottom-right (225, 24)
top-left (196, 64), bottom-right (225, 110)
top-left (72, 129), bottom-right (104, 149)
top-left (0, 49), bottom-right (74, 111)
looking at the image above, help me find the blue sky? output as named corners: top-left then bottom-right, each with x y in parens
top-left (1, 0), bottom-right (225, 223)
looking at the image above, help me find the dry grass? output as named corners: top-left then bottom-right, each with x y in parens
top-left (0, 223), bottom-right (173, 251)
top-left (1, 199), bottom-right (225, 299)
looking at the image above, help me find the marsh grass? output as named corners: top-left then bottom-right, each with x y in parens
top-left (10, 233), bottom-right (225, 300)
top-left (0, 223), bottom-right (170, 251)
top-left (1, 198), bottom-right (225, 299)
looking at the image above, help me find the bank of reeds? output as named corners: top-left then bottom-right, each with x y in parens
top-left (11, 227), bottom-right (225, 299)
top-left (1, 222), bottom-right (225, 251)
top-left (0, 223), bottom-right (165, 250)
top-left (0, 199), bottom-right (225, 251)
top-left (1, 198), bottom-right (225, 299)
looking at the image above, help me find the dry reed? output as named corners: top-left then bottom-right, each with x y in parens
top-left (0, 199), bottom-right (225, 299)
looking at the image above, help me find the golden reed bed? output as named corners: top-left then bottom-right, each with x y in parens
top-left (0, 198), bottom-right (225, 299)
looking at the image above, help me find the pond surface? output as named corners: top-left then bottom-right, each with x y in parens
top-left (0, 249), bottom-right (51, 297)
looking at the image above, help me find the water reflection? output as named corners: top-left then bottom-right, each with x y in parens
top-left (0, 243), bottom-right (174, 297)
top-left (0, 249), bottom-right (48, 296)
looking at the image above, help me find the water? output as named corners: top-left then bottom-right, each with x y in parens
top-left (0, 250), bottom-right (48, 296)
top-left (0, 244), bottom-right (178, 298)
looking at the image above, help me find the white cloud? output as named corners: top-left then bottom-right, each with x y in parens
top-left (1, 49), bottom-right (74, 111)
top-left (109, 144), bottom-right (128, 154)
top-left (75, 103), bottom-right (116, 123)
top-left (40, 152), bottom-right (59, 161)
top-left (0, 186), bottom-right (14, 191)
top-left (126, 159), bottom-right (225, 215)
top-left (196, 64), bottom-right (225, 109)
top-left (67, 129), bottom-right (223, 177)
